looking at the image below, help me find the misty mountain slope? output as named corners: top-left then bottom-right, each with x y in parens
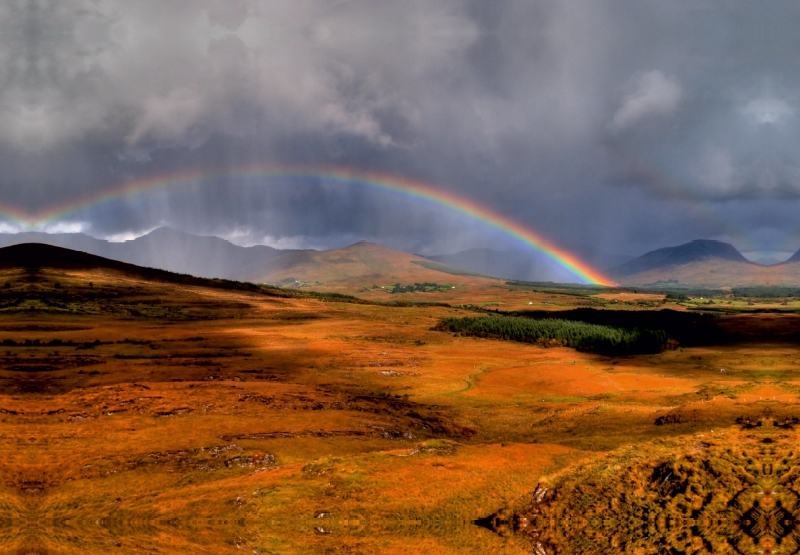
top-left (424, 248), bottom-right (536, 281)
top-left (611, 240), bottom-right (751, 278)
top-left (425, 247), bottom-right (634, 282)
top-left (236, 241), bottom-right (501, 287)
top-left (0, 232), bottom-right (116, 256)
top-left (0, 230), bottom-right (503, 286)
top-left (0, 242), bottom-right (263, 291)
top-left (0, 228), bottom-right (286, 280)
top-left (106, 227), bottom-right (285, 278)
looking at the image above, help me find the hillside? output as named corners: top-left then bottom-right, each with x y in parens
top-left (236, 240), bottom-right (499, 290)
top-left (0, 229), bottom-right (636, 290)
top-left (0, 230), bottom-right (507, 289)
top-left (611, 240), bottom-right (800, 287)
top-left (614, 259), bottom-right (782, 288)
top-left (0, 242), bottom-right (293, 297)
top-left (611, 240), bottom-right (751, 278)
top-left (784, 247), bottom-right (800, 263)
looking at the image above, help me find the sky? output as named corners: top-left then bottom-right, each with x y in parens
top-left (2, 0), bottom-right (800, 270)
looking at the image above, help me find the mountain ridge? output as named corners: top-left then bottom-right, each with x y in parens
top-left (611, 239), bottom-right (752, 278)
top-left (0, 229), bottom-right (612, 285)
top-left (8, 230), bottom-right (800, 289)
top-left (234, 240), bottom-right (497, 287)
top-left (0, 229), bottom-right (504, 291)
top-left (610, 239), bottom-right (800, 287)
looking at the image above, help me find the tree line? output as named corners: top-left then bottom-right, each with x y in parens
top-left (435, 314), bottom-right (668, 355)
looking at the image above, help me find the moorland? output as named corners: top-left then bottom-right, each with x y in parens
top-left (3, 243), bottom-right (800, 554)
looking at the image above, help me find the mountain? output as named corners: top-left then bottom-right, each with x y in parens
top-left (97, 227), bottom-right (286, 278)
top-left (0, 231), bottom-right (113, 258)
top-left (31, 229), bottom-right (800, 290)
top-left (784, 248), bottom-right (800, 264)
top-left (236, 241), bottom-right (495, 288)
top-left (0, 242), bottom-right (255, 290)
top-left (0, 230), bottom-right (499, 292)
top-left (610, 239), bottom-right (800, 287)
top-left (611, 240), bottom-right (751, 278)
top-left (0, 242), bottom-right (133, 271)
top-left (0, 228), bottom-right (288, 280)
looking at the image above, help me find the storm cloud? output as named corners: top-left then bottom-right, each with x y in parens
top-left (2, 0), bottom-right (800, 263)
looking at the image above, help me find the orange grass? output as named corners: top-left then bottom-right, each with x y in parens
top-left (0, 260), bottom-right (798, 552)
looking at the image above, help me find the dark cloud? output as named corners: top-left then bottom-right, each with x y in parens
top-left (1, 0), bottom-right (800, 272)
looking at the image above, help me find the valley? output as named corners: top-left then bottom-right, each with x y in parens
top-left (0, 244), bottom-right (799, 553)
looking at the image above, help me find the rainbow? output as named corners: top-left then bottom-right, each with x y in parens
top-left (0, 166), bottom-right (615, 286)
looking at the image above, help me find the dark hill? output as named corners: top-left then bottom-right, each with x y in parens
top-left (0, 242), bottom-right (138, 271)
top-left (0, 227), bottom-right (286, 280)
top-left (0, 243), bottom-right (271, 293)
top-left (611, 240), bottom-right (751, 277)
top-left (784, 249), bottom-right (800, 264)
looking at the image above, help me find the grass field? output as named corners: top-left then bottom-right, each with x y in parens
top-left (2, 249), bottom-right (800, 553)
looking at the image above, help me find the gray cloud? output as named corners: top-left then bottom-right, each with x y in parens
top-left (0, 0), bottom-right (480, 151)
top-left (609, 71), bottom-right (682, 131)
top-left (2, 1), bottom-right (800, 270)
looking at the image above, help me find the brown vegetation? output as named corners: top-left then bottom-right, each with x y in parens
top-left (1, 244), bottom-right (800, 553)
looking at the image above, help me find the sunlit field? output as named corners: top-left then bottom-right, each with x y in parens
top-left (0, 245), bottom-right (794, 554)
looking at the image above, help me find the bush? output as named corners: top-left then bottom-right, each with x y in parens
top-left (665, 292), bottom-right (689, 301)
top-left (391, 282), bottom-right (453, 293)
top-left (435, 314), bottom-right (668, 355)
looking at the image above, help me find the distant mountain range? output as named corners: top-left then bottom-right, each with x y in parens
top-left (0, 229), bottom-right (503, 289)
top-left (6, 229), bottom-right (800, 288)
top-left (0, 228), bottom-right (288, 280)
top-left (610, 239), bottom-right (800, 287)
top-left (0, 228), bottom-right (631, 285)
top-left (611, 240), bottom-right (752, 277)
